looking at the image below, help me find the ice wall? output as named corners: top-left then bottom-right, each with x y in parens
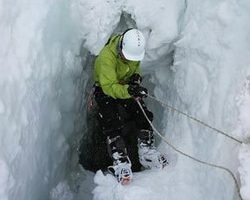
top-left (157, 0), bottom-right (250, 199)
top-left (0, 1), bottom-right (85, 199)
top-left (237, 78), bottom-right (250, 200)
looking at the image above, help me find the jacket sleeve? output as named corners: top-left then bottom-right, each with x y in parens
top-left (95, 55), bottom-right (131, 99)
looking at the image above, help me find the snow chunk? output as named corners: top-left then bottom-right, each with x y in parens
top-left (70, 0), bottom-right (185, 59)
top-left (93, 170), bottom-right (157, 200)
top-left (70, 0), bottom-right (123, 54)
top-left (50, 181), bottom-right (73, 200)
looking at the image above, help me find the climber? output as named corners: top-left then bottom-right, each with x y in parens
top-left (93, 28), bottom-right (167, 185)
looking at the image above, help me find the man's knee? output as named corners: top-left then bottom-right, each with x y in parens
top-left (97, 109), bottom-right (123, 133)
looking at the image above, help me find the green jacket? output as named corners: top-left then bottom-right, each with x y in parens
top-left (94, 35), bottom-right (140, 99)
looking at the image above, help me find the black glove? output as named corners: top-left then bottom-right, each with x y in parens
top-left (128, 84), bottom-right (148, 98)
top-left (129, 73), bottom-right (142, 85)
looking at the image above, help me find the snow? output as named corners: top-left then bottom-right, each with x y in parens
top-left (124, 0), bottom-right (185, 61)
top-left (1, 0), bottom-right (250, 200)
top-left (93, 164), bottom-right (207, 200)
top-left (165, 0), bottom-right (250, 199)
top-left (72, 0), bottom-right (185, 60)
top-left (0, 99), bottom-right (5, 114)
top-left (79, 0), bottom-right (250, 199)
top-left (236, 78), bottom-right (250, 140)
top-left (0, 1), bottom-right (84, 199)
top-left (70, 0), bottom-right (123, 55)
top-left (50, 181), bottom-right (73, 200)
top-left (237, 78), bottom-right (250, 200)
top-left (239, 144), bottom-right (250, 200)
top-left (0, 158), bottom-right (13, 200)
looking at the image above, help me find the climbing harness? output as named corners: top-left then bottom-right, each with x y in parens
top-left (136, 98), bottom-right (243, 200)
top-left (147, 94), bottom-right (243, 144)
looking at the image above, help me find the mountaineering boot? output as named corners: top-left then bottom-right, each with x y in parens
top-left (108, 154), bottom-right (132, 185)
top-left (138, 130), bottom-right (168, 169)
top-left (107, 135), bottom-right (133, 185)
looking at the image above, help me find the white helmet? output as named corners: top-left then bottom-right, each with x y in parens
top-left (121, 29), bottom-right (145, 61)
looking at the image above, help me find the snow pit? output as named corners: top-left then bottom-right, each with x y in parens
top-left (1, 0), bottom-right (250, 200)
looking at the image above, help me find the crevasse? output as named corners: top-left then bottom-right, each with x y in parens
top-left (0, 0), bottom-right (250, 200)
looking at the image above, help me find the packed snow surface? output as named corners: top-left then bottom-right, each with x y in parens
top-left (1, 0), bottom-right (250, 200)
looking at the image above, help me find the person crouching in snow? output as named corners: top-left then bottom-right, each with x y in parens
top-left (93, 29), bottom-right (167, 184)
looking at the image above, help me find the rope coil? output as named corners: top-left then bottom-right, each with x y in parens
top-left (135, 98), bottom-right (243, 200)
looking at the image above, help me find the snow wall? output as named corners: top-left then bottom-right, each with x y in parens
top-left (0, 1), bottom-right (85, 199)
top-left (1, 0), bottom-right (250, 200)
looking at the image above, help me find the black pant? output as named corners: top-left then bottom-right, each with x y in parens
top-left (94, 86), bottom-right (153, 161)
top-left (94, 86), bottom-right (153, 136)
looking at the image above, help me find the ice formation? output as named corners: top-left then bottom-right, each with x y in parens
top-left (0, 1), bottom-right (84, 199)
top-left (0, 0), bottom-right (250, 200)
